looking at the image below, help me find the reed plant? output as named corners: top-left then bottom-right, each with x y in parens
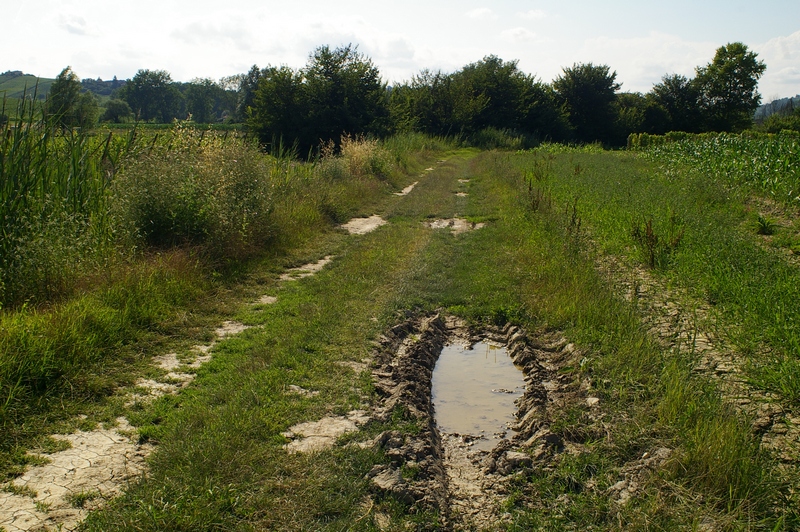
top-left (0, 93), bottom-right (129, 306)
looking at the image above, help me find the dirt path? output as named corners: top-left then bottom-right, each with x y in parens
top-left (6, 149), bottom-right (794, 530)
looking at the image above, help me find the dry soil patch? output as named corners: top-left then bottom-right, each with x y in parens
top-left (394, 182), bottom-right (418, 196)
top-left (426, 218), bottom-right (485, 235)
top-left (340, 215), bottom-right (388, 235)
top-left (279, 256), bottom-right (334, 281)
top-left (0, 419), bottom-right (152, 532)
top-left (282, 411), bottom-right (370, 454)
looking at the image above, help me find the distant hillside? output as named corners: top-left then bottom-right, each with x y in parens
top-left (755, 95), bottom-right (800, 121)
top-left (1, 71), bottom-right (127, 103)
top-left (80, 76), bottom-right (127, 96)
top-left (0, 70), bottom-right (54, 99)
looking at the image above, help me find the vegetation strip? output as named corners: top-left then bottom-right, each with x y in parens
top-left (2, 135), bottom-right (800, 530)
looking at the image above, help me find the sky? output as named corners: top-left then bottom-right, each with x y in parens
top-left (3, 0), bottom-right (800, 101)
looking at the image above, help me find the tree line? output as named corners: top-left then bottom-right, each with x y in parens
top-left (45, 42), bottom-right (770, 150)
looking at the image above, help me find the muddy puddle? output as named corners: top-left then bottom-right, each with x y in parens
top-left (432, 342), bottom-right (524, 451)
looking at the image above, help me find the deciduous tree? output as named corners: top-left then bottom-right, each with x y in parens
top-left (119, 69), bottom-right (183, 122)
top-left (695, 42), bottom-right (766, 132)
top-left (553, 63), bottom-right (620, 144)
top-left (650, 74), bottom-right (703, 133)
top-left (46, 67), bottom-right (98, 129)
top-left (100, 99), bottom-right (134, 123)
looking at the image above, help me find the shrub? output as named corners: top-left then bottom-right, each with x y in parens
top-left (111, 123), bottom-right (276, 259)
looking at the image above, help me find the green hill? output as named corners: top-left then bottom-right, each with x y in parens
top-left (0, 71), bottom-right (54, 99)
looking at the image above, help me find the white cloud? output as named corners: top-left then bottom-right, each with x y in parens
top-left (501, 28), bottom-right (539, 43)
top-left (578, 32), bottom-right (717, 92)
top-left (59, 14), bottom-right (90, 36)
top-left (755, 30), bottom-right (800, 98)
top-left (519, 9), bottom-right (546, 21)
top-left (465, 8), bottom-right (497, 20)
top-left (171, 22), bottom-right (254, 51)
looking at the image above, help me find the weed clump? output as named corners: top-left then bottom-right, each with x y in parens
top-left (631, 215), bottom-right (685, 268)
top-left (111, 123), bottom-right (276, 259)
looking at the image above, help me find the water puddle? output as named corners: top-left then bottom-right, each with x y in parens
top-left (432, 341), bottom-right (525, 451)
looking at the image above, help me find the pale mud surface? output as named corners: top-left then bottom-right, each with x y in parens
top-left (1, 233), bottom-right (349, 531)
top-left (132, 320), bottom-right (251, 404)
top-left (598, 255), bottom-right (800, 465)
top-left (1, 314), bottom-right (260, 530)
top-left (279, 255), bottom-right (334, 281)
top-left (282, 410), bottom-right (370, 454)
top-left (426, 218), bottom-right (486, 235)
top-left (256, 295), bottom-right (277, 305)
top-left (340, 215), bottom-right (388, 235)
top-left (394, 182), bottom-right (418, 196)
top-left (0, 419), bottom-right (152, 532)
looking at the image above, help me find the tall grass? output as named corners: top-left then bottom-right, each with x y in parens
top-left (0, 93), bottom-right (139, 306)
top-left (1, 119), bottom-right (445, 463)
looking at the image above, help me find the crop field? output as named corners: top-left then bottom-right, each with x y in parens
top-left (1, 126), bottom-right (799, 530)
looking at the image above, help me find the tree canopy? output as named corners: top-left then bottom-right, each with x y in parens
top-left (46, 67), bottom-right (99, 130)
top-left (84, 40), bottom-right (770, 148)
top-left (695, 42), bottom-right (766, 132)
top-left (119, 69), bottom-right (183, 122)
top-left (248, 45), bottom-right (389, 155)
top-left (553, 63), bottom-right (620, 144)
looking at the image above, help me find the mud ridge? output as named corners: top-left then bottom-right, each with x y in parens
top-left (367, 313), bottom-right (616, 530)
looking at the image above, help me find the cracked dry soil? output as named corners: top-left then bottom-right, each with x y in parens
top-left (599, 255), bottom-right (800, 465)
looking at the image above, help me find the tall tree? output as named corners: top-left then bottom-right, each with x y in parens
top-left (249, 45), bottom-right (389, 155)
top-left (119, 69), bottom-right (183, 122)
top-left (303, 44), bottom-right (390, 146)
top-left (455, 56), bottom-right (527, 131)
top-left (100, 99), bottom-right (134, 123)
top-left (695, 42), bottom-right (766, 132)
top-left (650, 74), bottom-right (703, 133)
top-left (184, 78), bottom-right (228, 123)
top-left (248, 66), bottom-right (307, 153)
top-left (46, 67), bottom-right (98, 129)
top-left (553, 63), bottom-right (620, 144)
top-left (230, 65), bottom-right (264, 122)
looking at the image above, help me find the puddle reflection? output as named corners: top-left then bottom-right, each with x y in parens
top-left (432, 341), bottom-right (525, 451)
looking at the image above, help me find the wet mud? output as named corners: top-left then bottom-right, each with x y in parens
top-left (365, 312), bottom-right (610, 530)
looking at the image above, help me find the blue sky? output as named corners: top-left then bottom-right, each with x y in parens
top-left (3, 0), bottom-right (799, 99)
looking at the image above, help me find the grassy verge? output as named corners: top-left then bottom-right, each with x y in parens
top-left (512, 145), bottom-right (800, 404)
top-left (0, 124), bottom-right (456, 481)
top-left (81, 148), bottom-right (796, 530)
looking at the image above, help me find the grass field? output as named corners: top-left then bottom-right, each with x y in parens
top-left (0, 72), bottom-right (52, 100)
top-left (1, 132), bottom-right (799, 530)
